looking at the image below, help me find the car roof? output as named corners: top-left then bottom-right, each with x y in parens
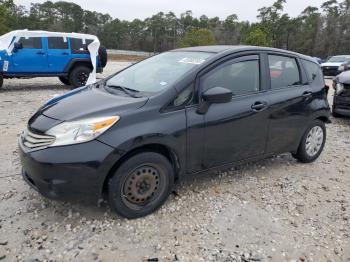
top-left (172, 45), bottom-right (316, 63)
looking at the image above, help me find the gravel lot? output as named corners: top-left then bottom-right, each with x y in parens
top-left (0, 62), bottom-right (349, 262)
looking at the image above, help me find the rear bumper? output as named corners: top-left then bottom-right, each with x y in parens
top-left (19, 138), bottom-right (117, 202)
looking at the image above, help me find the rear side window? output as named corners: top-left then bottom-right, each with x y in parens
top-left (48, 37), bottom-right (68, 49)
top-left (268, 55), bottom-right (301, 89)
top-left (303, 60), bottom-right (325, 86)
top-left (18, 37), bottom-right (42, 49)
top-left (201, 59), bottom-right (260, 96)
top-left (70, 38), bottom-right (93, 53)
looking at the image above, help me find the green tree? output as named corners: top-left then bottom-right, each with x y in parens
top-left (179, 28), bottom-right (216, 47)
top-left (243, 28), bottom-right (271, 46)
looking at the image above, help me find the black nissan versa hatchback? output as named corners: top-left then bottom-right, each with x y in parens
top-left (19, 46), bottom-right (330, 218)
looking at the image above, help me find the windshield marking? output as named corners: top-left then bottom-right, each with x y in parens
top-left (178, 57), bottom-right (206, 65)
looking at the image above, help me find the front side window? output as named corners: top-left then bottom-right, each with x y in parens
top-left (18, 37), bottom-right (42, 49)
top-left (303, 60), bottom-right (325, 86)
top-left (200, 59), bottom-right (260, 96)
top-left (106, 52), bottom-right (213, 94)
top-left (169, 84), bottom-right (194, 108)
top-left (268, 55), bottom-right (301, 89)
top-left (48, 37), bottom-right (68, 49)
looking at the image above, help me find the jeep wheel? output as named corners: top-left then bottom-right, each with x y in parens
top-left (0, 74), bottom-right (3, 89)
top-left (58, 76), bottom-right (71, 86)
top-left (98, 46), bottom-right (108, 68)
top-left (69, 66), bottom-right (92, 88)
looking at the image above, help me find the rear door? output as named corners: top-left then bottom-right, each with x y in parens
top-left (11, 37), bottom-right (47, 73)
top-left (46, 36), bottom-right (71, 73)
top-left (264, 53), bottom-right (312, 154)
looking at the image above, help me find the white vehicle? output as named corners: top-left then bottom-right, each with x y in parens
top-left (321, 55), bottom-right (350, 77)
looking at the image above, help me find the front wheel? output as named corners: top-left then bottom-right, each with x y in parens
top-left (69, 66), bottom-right (92, 88)
top-left (108, 152), bottom-right (174, 219)
top-left (292, 120), bottom-right (326, 163)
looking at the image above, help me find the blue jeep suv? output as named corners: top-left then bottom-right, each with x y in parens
top-left (0, 30), bottom-right (107, 88)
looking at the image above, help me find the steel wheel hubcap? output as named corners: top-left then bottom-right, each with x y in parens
top-left (305, 126), bottom-right (324, 157)
top-left (123, 166), bottom-right (160, 204)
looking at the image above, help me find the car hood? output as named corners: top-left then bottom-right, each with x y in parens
top-left (336, 70), bottom-right (350, 84)
top-left (321, 62), bottom-right (343, 67)
top-left (40, 86), bottom-right (148, 121)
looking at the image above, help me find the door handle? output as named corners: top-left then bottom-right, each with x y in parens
top-left (302, 91), bottom-right (313, 98)
top-left (251, 101), bottom-right (268, 111)
top-left (36, 51), bottom-right (45, 55)
top-left (62, 52), bottom-right (69, 55)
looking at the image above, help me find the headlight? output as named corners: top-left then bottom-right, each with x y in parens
top-left (336, 83), bottom-right (344, 95)
top-left (338, 64), bottom-right (349, 72)
top-left (46, 116), bottom-right (120, 147)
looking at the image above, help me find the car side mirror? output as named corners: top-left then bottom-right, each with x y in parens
top-left (197, 86), bottom-right (232, 114)
top-left (14, 42), bottom-right (23, 51)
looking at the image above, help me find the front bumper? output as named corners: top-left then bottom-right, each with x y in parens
top-left (333, 95), bottom-right (350, 116)
top-left (19, 138), bottom-right (117, 202)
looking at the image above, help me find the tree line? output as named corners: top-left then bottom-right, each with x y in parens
top-left (0, 0), bottom-right (349, 58)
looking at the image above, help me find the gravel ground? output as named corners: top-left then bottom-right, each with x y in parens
top-left (0, 62), bottom-right (349, 262)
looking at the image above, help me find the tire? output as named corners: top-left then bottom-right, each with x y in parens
top-left (68, 65), bottom-right (92, 88)
top-left (98, 46), bottom-right (108, 68)
top-left (0, 74), bottom-right (3, 89)
top-left (58, 76), bottom-right (70, 86)
top-left (292, 120), bottom-right (326, 163)
top-left (332, 109), bottom-right (341, 118)
top-left (108, 152), bottom-right (174, 219)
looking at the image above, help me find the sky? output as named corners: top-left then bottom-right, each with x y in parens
top-left (14, 0), bottom-right (325, 22)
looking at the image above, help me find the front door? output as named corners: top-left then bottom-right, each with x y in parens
top-left (194, 54), bottom-right (271, 169)
top-left (11, 37), bottom-right (48, 73)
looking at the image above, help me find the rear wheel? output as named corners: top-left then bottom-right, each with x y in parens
top-left (0, 74), bottom-right (3, 89)
top-left (108, 152), bottom-right (174, 219)
top-left (98, 46), bottom-right (108, 68)
top-left (69, 65), bottom-right (92, 88)
top-left (58, 76), bottom-right (70, 86)
top-left (292, 120), bottom-right (326, 163)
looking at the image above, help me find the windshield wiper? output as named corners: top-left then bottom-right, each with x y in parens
top-left (105, 84), bottom-right (140, 98)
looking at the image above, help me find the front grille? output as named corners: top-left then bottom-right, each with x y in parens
top-left (322, 66), bottom-right (339, 76)
top-left (22, 128), bottom-right (55, 149)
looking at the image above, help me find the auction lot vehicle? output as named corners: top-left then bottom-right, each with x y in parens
top-left (0, 30), bottom-right (107, 88)
top-left (332, 70), bottom-right (350, 117)
top-left (321, 55), bottom-right (350, 77)
top-left (19, 46), bottom-right (330, 218)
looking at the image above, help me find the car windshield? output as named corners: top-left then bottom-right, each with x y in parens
top-left (106, 51), bottom-right (213, 93)
top-left (328, 56), bottom-right (350, 63)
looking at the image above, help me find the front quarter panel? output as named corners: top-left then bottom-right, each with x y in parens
top-left (97, 105), bottom-right (187, 175)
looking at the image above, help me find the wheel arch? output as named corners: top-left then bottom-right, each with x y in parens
top-left (65, 58), bottom-right (93, 73)
top-left (101, 143), bottom-right (181, 197)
